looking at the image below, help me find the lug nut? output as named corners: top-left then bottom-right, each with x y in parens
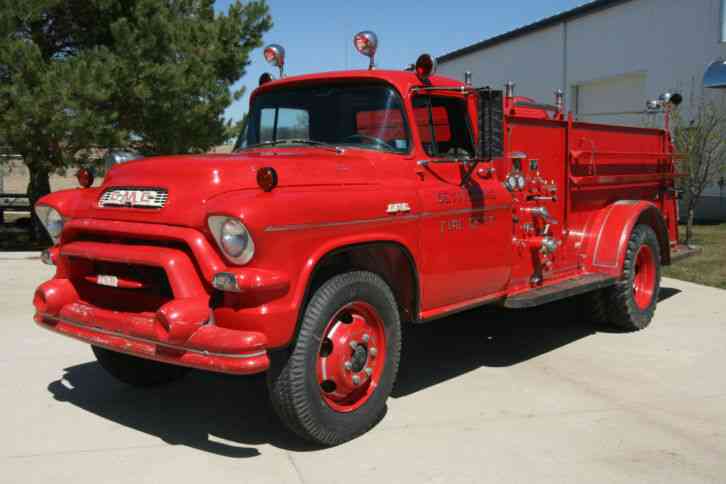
top-left (362, 334), bottom-right (370, 343)
top-left (364, 367), bottom-right (372, 376)
top-left (344, 361), bottom-right (352, 371)
top-left (352, 375), bottom-right (361, 385)
top-left (369, 347), bottom-right (377, 357)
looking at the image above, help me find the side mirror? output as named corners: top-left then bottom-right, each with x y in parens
top-left (477, 89), bottom-right (504, 160)
top-left (704, 60), bottom-right (726, 89)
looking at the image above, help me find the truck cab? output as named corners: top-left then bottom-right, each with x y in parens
top-left (32, 34), bottom-right (694, 446)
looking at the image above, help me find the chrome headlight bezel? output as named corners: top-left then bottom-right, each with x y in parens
top-left (207, 216), bottom-right (255, 265)
top-left (35, 205), bottom-right (64, 244)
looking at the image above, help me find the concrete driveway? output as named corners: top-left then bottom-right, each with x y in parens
top-left (2, 254), bottom-right (725, 484)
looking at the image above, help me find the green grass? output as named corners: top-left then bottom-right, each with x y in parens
top-left (664, 223), bottom-right (726, 289)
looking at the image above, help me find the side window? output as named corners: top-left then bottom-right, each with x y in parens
top-left (413, 105), bottom-right (451, 144)
top-left (259, 107), bottom-right (310, 142)
top-left (412, 96), bottom-right (474, 158)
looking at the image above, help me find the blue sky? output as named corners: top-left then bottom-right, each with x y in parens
top-left (214, 0), bottom-right (592, 121)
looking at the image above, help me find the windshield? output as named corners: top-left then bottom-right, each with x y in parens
top-left (235, 82), bottom-right (410, 154)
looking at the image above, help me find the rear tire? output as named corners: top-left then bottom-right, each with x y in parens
top-left (92, 346), bottom-right (189, 387)
top-left (587, 224), bottom-right (661, 331)
top-left (267, 271), bottom-right (401, 446)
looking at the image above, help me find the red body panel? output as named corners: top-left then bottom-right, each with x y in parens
top-left (33, 69), bottom-right (682, 374)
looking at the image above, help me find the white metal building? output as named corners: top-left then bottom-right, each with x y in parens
top-left (438, 0), bottom-right (726, 219)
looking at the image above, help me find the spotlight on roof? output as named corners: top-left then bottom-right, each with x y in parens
top-left (353, 31), bottom-right (378, 70)
top-left (263, 44), bottom-right (285, 78)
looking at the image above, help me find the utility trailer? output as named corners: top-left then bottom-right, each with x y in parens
top-left (32, 32), bottom-right (696, 446)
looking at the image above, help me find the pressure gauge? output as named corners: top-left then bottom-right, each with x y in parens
top-left (516, 174), bottom-right (527, 190)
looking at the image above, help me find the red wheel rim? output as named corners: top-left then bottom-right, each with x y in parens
top-left (316, 301), bottom-right (386, 413)
top-left (632, 245), bottom-right (656, 310)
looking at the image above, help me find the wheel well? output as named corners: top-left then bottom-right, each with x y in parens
top-left (301, 242), bottom-right (420, 328)
top-left (636, 207), bottom-right (671, 266)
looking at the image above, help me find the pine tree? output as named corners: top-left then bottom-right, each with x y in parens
top-left (0, 0), bottom-right (271, 239)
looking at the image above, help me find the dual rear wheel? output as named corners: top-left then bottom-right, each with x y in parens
top-left (584, 224), bottom-right (662, 331)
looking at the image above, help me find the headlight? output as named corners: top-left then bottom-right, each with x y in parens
top-left (207, 216), bottom-right (255, 264)
top-left (35, 205), bottom-right (65, 243)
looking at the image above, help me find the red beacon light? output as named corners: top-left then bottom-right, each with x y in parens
top-left (353, 31), bottom-right (378, 70)
top-left (415, 53), bottom-right (437, 83)
top-left (257, 166), bottom-right (278, 192)
top-left (263, 44), bottom-right (285, 78)
top-left (76, 167), bottom-right (94, 188)
top-left (259, 72), bottom-right (274, 86)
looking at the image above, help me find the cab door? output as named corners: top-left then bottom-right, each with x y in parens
top-left (413, 94), bottom-right (512, 312)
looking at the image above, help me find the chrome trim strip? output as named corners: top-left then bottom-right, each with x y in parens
top-left (264, 205), bottom-right (512, 232)
top-left (39, 314), bottom-right (267, 360)
top-left (265, 214), bottom-right (420, 232)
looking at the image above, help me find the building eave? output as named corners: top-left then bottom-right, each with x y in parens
top-left (438, 0), bottom-right (634, 63)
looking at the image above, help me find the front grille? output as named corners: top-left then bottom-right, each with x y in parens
top-left (70, 258), bottom-right (174, 313)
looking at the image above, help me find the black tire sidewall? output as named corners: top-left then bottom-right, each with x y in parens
top-left (619, 225), bottom-right (662, 328)
top-left (293, 271), bottom-right (401, 442)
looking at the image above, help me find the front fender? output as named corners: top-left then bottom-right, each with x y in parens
top-left (586, 200), bottom-right (670, 277)
top-left (35, 188), bottom-right (101, 220)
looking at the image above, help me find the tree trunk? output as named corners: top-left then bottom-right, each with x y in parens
top-left (685, 200), bottom-right (696, 247)
top-left (26, 162), bottom-right (52, 244)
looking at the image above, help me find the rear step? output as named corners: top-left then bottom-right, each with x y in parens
top-left (503, 273), bottom-right (617, 309)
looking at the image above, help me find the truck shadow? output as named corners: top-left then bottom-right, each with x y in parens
top-left (46, 286), bottom-right (680, 457)
top-left (393, 286), bottom-right (680, 397)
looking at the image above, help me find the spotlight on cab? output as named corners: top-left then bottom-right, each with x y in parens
top-left (263, 44), bottom-right (285, 78)
top-left (353, 31), bottom-right (378, 70)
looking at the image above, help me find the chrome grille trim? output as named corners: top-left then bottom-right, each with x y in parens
top-left (98, 188), bottom-right (168, 209)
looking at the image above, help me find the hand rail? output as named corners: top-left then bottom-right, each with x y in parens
top-left (570, 172), bottom-right (686, 187)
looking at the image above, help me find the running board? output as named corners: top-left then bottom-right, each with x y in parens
top-left (503, 273), bottom-right (617, 309)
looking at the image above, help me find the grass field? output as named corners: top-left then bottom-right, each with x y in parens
top-left (664, 223), bottom-right (726, 289)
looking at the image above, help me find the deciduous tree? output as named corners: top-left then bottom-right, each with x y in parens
top-left (671, 95), bottom-right (726, 245)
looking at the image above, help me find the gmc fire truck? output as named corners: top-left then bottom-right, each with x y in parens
top-left (33, 32), bottom-right (696, 445)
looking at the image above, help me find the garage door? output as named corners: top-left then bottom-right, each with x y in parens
top-left (575, 73), bottom-right (647, 126)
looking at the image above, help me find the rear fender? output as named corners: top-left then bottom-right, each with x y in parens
top-left (588, 200), bottom-right (670, 277)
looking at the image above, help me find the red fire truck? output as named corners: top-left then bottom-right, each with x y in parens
top-left (33, 32), bottom-right (695, 445)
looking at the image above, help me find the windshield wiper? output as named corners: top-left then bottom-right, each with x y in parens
top-left (245, 139), bottom-right (343, 153)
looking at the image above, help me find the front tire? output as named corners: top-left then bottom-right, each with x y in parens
top-left (92, 346), bottom-right (189, 387)
top-left (267, 271), bottom-right (402, 446)
top-left (588, 224), bottom-right (661, 331)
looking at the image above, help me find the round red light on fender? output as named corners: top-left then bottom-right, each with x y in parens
top-left (76, 167), bottom-right (94, 188)
top-left (257, 167), bottom-right (278, 192)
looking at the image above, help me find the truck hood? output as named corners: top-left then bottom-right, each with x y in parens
top-left (87, 149), bottom-right (376, 226)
